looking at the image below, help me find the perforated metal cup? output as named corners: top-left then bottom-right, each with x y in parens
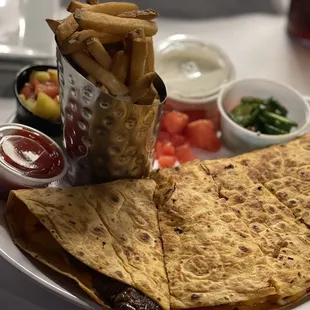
top-left (56, 48), bottom-right (167, 186)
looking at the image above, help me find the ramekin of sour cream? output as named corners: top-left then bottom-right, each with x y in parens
top-left (155, 34), bottom-right (235, 128)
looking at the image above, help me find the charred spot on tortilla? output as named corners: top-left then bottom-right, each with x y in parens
top-left (239, 246), bottom-right (249, 253)
top-left (191, 294), bottom-right (200, 300)
top-left (111, 194), bottom-right (120, 203)
top-left (269, 206), bottom-right (275, 213)
top-left (174, 227), bottom-right (184, 234)
top-left (140, 232), bottom-right (150, 241)
top-left (93, 226), bottom-right (106, 235)
top-left (225, 164), bottom-right (234, 169)
top-left (115, 271), bottom-right (123, 278)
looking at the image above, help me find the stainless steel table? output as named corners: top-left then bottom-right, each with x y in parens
top-left (0, 13), bottom-right (309, 310)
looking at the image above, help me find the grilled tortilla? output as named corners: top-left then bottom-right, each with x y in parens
top-left (151, 162), bottom-right (276, 308)
top-left (235, 134), bottom-right (310, 226)
top-left (201, 158), bottom-right (310, 306)
top-left (6, 179), bottom-right (169, 310)
top-left (5, 195), bottom-right (106, 307)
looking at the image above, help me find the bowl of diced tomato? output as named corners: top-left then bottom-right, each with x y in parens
top-left (14, 65), bottom-right (62, 137)
top-left (155, 110), bottom-right (222, 168)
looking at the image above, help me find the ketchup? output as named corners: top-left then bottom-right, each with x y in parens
top-left (0, 128), bottom-right (64, 179)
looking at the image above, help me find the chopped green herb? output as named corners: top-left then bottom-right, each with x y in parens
top-left (228, 96), bottom-right (297, 135)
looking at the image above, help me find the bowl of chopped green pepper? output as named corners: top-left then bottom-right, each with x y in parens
top-left (217, 78), bottom-right (310, 153)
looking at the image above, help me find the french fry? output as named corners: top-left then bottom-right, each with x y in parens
top-left (58, 33), bottom-right (86, 55)
top-left (118, 9), bottom-right (159, 21)
top-left (99, 85), bottom-right (109, 93)
top-left (137, 84), bottom-right (157, 105)
top-left (87, 0), bottom-right (99, 4)
top-left (129, 72), bottom-right (156, 103)
top-left (72, 51), bottom-right (129, 96)
top-left (86, 2), bottom-right (139, 15)
top-left (86, 37), bottom-right (112, 70)
top-left (124, 28), bottom-right (143, 56)
top-left (56, 14), bottom-right (79, 41)
top-left (67, 1), bottom-right (90, 12)
top-left (146, 37), bottom-right (155, 72)
top-left (110, 51), bottom-right (129, 83)
top-left (87, 75), bottom-right (97, 84)
top-left (74, 30), bottom-right (123, 44)
top-left (68, 1), bottom-right (138, 15)
top-left (46, 19), bottom-right (61, 34)
top-left (129, 38), bottom-right (148, 85)
top-left (74, 9), bottom-right (158, 36)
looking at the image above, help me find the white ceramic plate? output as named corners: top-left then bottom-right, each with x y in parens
top-left (0, 147), bottom-right (310, 310)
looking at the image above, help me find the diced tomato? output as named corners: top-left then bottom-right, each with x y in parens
top-left (29, 73), bottom-right (40, 88)
top-left (170, 134), bottom-right (186, 147)
top-left (155, 141), bottom-right (164, 159)
top-left (175, 144), bottom-right (196, 163)
top-left (163, 111), bottom-right (189, 135)
top-left (20, 83), bottom-right (35, 99)
top-left (158, 155), bottom-right (176, 168)
top-left (162, 142), bottom-right (176, 156)
top-left (207, 134), bottom-right (222, 152)
top-left (157, 131), bottom-right (170, 143)
top-left (35, 83), bottom-right (59, 99)
top-left (185, 120), bottom-right (222, 152)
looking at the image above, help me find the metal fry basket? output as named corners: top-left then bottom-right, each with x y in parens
top-left (56, 47), bottom-right (167, 186)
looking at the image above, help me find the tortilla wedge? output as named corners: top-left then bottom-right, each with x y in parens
top-left (201, 155), bottom-right (310, 306)
top-left (5, 196), bottom-right (106, 307)
top-left (6, 179), bottom-right (169, 310)
top-left (234, 134), bottom-right (310, 227)
top-left (151, 161), bottom-right (277, 308)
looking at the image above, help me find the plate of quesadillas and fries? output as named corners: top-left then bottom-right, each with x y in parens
top-left (1, 1), bottom-right (310, 310)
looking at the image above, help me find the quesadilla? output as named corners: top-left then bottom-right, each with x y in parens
top-left (6, 134), bottom-right (310, 310)
top-left (6, 179), bottom-right (170, 310)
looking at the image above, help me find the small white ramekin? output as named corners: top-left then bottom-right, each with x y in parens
top-left (217, 78), bottom-right (310, 154)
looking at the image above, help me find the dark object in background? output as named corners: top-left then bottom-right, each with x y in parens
top-left (60, 0), bottom-right (278, 19)
top-left (14, 64), bottom-right (62, 137)
top-left (288, 0), bottom-right (310, 42)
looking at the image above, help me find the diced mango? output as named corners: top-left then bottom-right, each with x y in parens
top-left (32, 91), bottom-right (60, 121)
top-left (34, 71), bottom-right (51, 83)
top-left (24, 98), bottom-right (37, 112)
top-left (18, 94), bottom-right (26, 105)
top-left (48, 69), bottom-right (58, 84)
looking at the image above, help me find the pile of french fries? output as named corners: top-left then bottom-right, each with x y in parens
top-left (46, 1), bottom-right (160, 105)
